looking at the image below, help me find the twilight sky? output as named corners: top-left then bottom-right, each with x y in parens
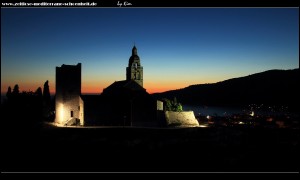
top-left (1, 8), bottom-right (299, 94)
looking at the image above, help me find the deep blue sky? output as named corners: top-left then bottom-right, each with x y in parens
top-left (1, 8), bottom-right (299, 94)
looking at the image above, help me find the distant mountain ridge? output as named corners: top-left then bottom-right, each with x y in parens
top-left (152, 69), bottom-right (299, 110)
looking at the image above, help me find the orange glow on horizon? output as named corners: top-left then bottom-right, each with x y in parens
top-left (81, 87), bottom-right (174, 94)
top-left (81, 82), bottom-right (192, 94)
top-left (2, 78), bottom-right (217, 95)
top-left (1, 83), bottom-right (180, 95)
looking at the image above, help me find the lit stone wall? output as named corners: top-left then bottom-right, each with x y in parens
top-left (79, 97), bottom-right (84, 125)
top-left (165, 111), bottom-right (199, 127)
top-left (55, 63), bottom-right (83, 125)
top-left (157, 100), bottom-right (164, 111)
top-left (55, 96), bottom-right (84, 125)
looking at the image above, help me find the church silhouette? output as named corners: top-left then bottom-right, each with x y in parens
top-left (55, 46), bottom-right (163, 127)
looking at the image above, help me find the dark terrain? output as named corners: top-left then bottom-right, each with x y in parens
top-left (152, 69), bottom-right (299, 111)
top-left (2, 124), bottom-right (299, 172)
top-left (1, 68), bottom-right (299, 173)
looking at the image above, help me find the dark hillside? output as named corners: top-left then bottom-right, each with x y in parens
top-left (152, 69), bottom-right (299, 110)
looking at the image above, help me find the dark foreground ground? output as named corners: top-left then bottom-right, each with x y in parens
top-left (2, 124), bottom-right (299, 172)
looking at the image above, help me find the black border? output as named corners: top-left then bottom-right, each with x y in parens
top-left (1, 0), bottom-right (299, 177)
top-left (1, 0), bottom-right (299, 7)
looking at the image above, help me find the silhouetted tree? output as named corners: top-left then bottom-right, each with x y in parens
top-left (36, 87), bottom-right (43, 109)
top-left (42, 80), bottom-right (52, 121)
top-left (6, 86), bottom-right (12, 99)
top-left (35, 87), bottom-right (42, 97)
top-left (2, 84), bottom-right (46, 131)
top-left (43, 80), bottom-right (50, 103)
top-left (12, 84), bottom-right (19, 95)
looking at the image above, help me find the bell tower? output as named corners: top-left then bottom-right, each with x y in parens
top-left (126, 45), bottom-right (143, 87)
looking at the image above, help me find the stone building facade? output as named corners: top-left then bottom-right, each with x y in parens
top-left (55, 46), bottom-right (163, 127)
top-left (55, 63), bottom-right (84, 125)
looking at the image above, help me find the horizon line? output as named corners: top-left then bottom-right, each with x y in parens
top-left (1, 68), bottom-right (298, 96)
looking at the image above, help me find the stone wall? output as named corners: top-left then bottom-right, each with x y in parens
top-left (55, 63), bottom-right (83, 125)
top-left (165, 111), bottom-right (199, 127)
top-left (79, 96), bottom-right (84, 125)
top-left (56, 96), bottom-right (83, 125)
top-left (157, 100), bottom-right (164, 111)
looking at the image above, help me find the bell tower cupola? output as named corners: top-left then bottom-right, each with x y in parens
top-left (126, 45), bottom-right (143, 87)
